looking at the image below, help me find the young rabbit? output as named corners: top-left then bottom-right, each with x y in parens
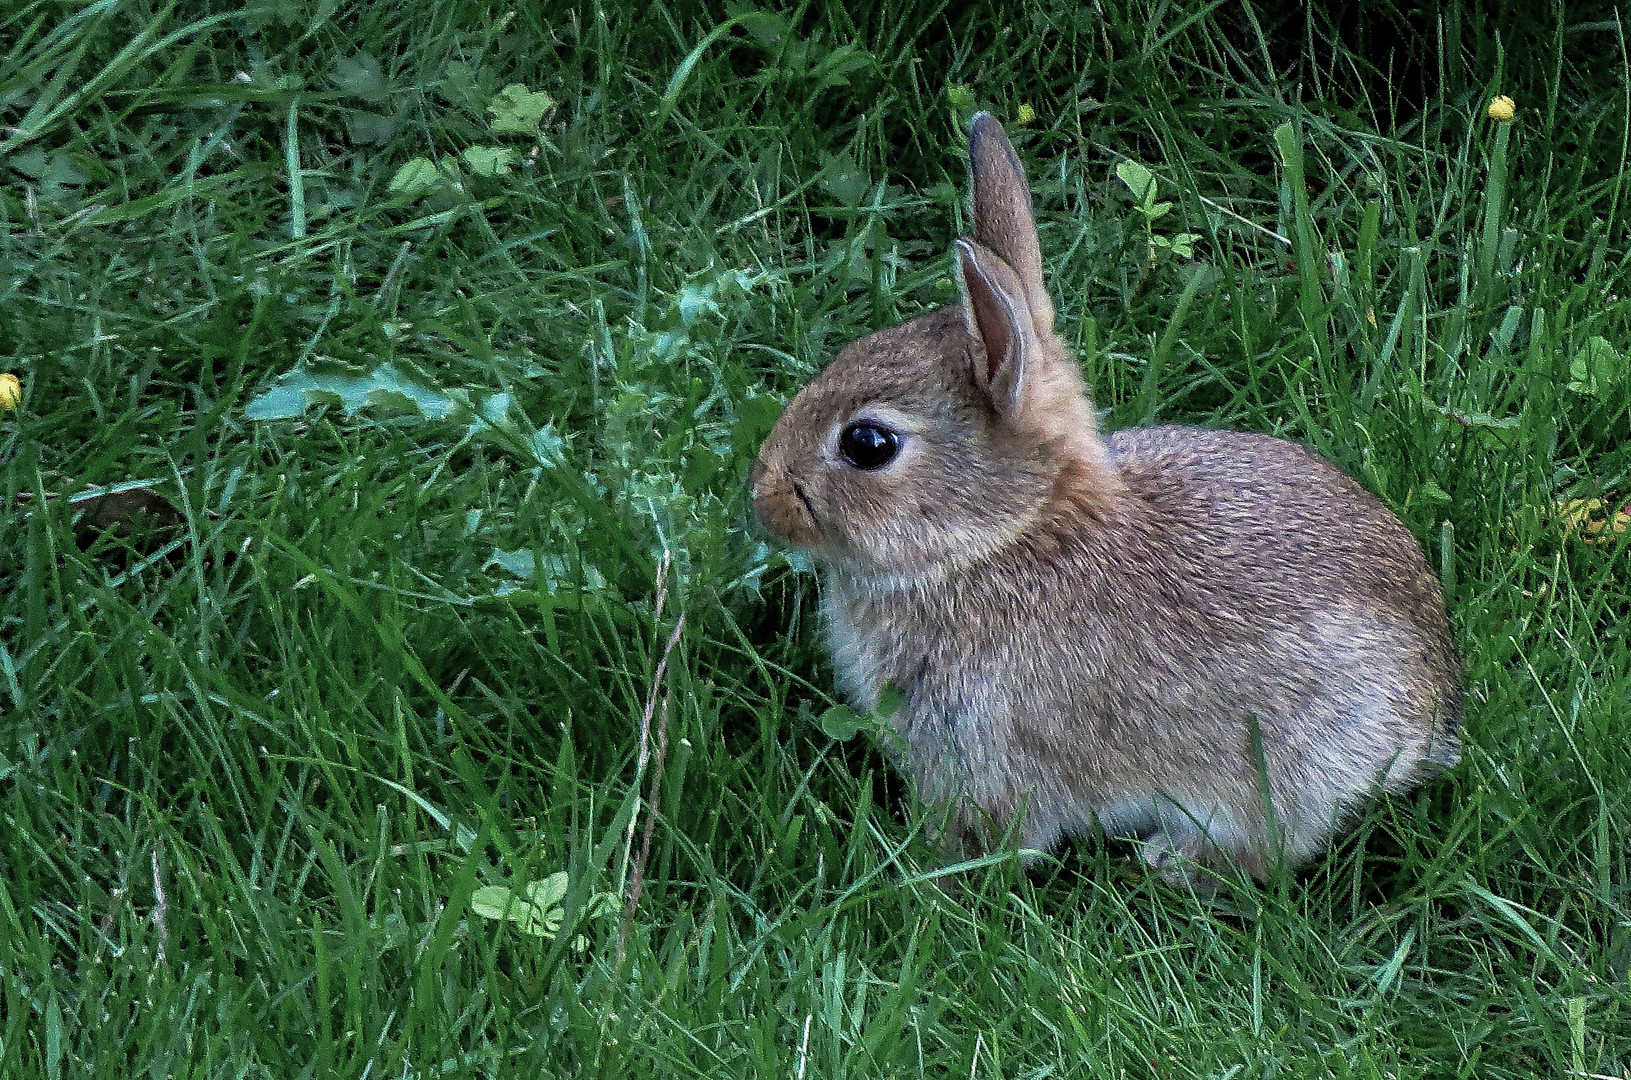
top-left (751, 113), bottom-right (1461, 887)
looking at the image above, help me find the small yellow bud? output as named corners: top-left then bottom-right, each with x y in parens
top-left (0, 373), bottom-right (20, 411)
top-left (1016, 103), bottom-right (1036, 125)
top-left (1488, 95), bottom-right (1516, 122)
top-left (1557, 497), bottom-right (1631, 544)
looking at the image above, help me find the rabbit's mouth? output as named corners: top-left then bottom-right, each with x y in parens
top-left (791, 480), bottom-right (817, 521)
top-left (752, 465), bottom-right (824, 549)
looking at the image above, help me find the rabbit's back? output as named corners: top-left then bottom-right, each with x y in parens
top-left (1105, 424), bottom-right (1458, 689)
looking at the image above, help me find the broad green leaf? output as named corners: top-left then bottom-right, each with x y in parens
top-left (484, 549), bottom-right (606, 593)
top-left (245, 361), bottom-right (453, 421)
top-left (368, 363), bottom-right (457, 419)
top-left (738, 10), bottom-right (789, 45)
top-left (819, 685), bottom-right (904, 741)
top-left (531, 425), bottom-right (565, 463)
top-left (1418, 479), bottom-right (1452, 503)
top-left (1568, 335), bottom-right (1621, 397)
top-left (243, 371), bottom-right (318, 421)
top-left (439, 60), bottom-right (489, 110)
top-left (469, 885), bottom-right (520, 922)
top-left (331, 51), bottom-right (386, 102)
top-left (817, 151), bottom-right (869, 206)
top-left (462, 145), bottom-right (515, 177)
top-left (488, 83), bottom-right (555, 135)
top-left (463, 390), bottom-right (514, 439)
top-left (1116, 159), bottom-right (1156, 206)
top-left (677, 282), bottom-right (720, 326)
top-left (874, 685), bottom-right (907, 719)
top-left (469, 885), bottom-right (555, 936)
top-left (819, 704), bottom-right (866, 741)
top-left (525, 872), bottom-right (570, 911)
top-left (388, 156), bottom-right (442, 198)
top-left (583, 892), bottom-right (619, 918)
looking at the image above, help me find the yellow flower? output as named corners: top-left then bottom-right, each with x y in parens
top-left (0, 373), bottom-right (19, 410)
top-left (1016, 103), bottom-right (1036, 125)
top-left (1556, 498), bottom-right (1630, 544)
top-left (1488, 95), bottom-right (1516, 122)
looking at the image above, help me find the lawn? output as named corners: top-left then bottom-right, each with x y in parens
top-left (1, 1), bottom-right (1628, 1077)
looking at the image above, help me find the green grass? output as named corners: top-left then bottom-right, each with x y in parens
top-left (2, 1), bottom-right (1629, 1076)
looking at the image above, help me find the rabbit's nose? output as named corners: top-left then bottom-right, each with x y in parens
top-left (751, 463), bottom-right (821, 547)
top-left (748, 453), bottom-right (776, 514)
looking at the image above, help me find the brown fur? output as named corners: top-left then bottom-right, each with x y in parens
top-left (751, 113), bottom-right (1461, 888)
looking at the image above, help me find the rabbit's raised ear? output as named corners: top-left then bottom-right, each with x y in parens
top-left (969, 112), bottom-right (1055, 335)
top-left (955, 237), bottom-right (1038, 422)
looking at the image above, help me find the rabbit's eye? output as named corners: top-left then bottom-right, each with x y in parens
top-left (839, 422), bottom-right (900, 470)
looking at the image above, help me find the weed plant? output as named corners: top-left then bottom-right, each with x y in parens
top-left (1, 2), bottom-right (1628, 1077)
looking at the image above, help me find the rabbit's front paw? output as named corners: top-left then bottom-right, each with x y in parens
top-left (1136, 826), bottom-right (1252, 894)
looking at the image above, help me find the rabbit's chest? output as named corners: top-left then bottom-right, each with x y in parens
top-left (822, 587), bottom-right (912, 712)
top-left (821, 581), bottom-right (996, 725)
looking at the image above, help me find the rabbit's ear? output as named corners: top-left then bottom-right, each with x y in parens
top-left (955, 237), bottom-right (1037, 421)
top-left (969, 112), bottom-right (1054, 335)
